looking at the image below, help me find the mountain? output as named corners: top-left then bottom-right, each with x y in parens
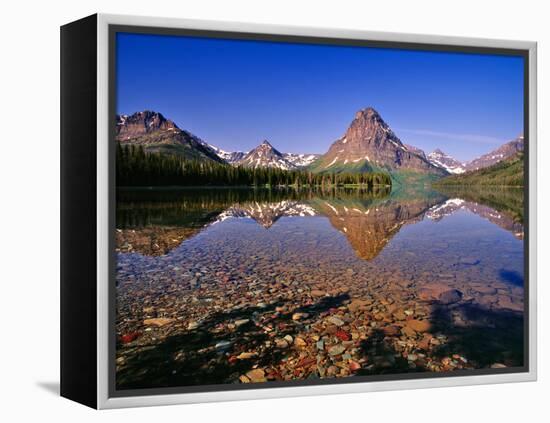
top-left (309, 107), bottom-right (447, 176)
top-left (419, 136), bottom-right (524, 177)
top-left (205, 145), bottom-right (320, 168)
top-left (464, 136), bottom-right (524, 171)
top-left (115, 111), bottom-right (225, 163)
top-left (427, 149), bottom-right (466, 174)
top-left (434, 152), bottom-right (524, 187)
top-left (235, 140), bottom-right (297, 170)
top-left (404, 144), bottom-right (427, 159)
top-left (206, 145), bottom-right (247, 164)
top-left (283, 153), bottom-right (321, 168)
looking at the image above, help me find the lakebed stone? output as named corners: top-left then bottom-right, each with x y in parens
top-left (406, 320), bottom-right (431, 333)
top-left (246, 368), bottom-right (267, 382)
top-left (143, 318), bottom-right (174, 327)
top-left (328, 345), bottom-right (346, 356)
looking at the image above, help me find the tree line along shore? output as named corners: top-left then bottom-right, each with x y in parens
top-left (116, 143), bottom-right (392, 188)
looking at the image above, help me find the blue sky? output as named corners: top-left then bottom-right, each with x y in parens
top-left (116, 33), bottom-right (524, 162)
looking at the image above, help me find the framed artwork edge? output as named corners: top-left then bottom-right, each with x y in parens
top-left (61, 12), bottom-right (538, 410)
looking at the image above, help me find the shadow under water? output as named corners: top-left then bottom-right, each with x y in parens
top-left (428, 301), bottom-right (524, 368)
top-left (117, 294), bottom-right (350, 389)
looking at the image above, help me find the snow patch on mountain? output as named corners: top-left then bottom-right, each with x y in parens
top-left (235, 140), bottom-right (297, 170)
top-left (427, 149), bottom-right (466, 174)
top-left (283, 153), bottom-right (321, 167)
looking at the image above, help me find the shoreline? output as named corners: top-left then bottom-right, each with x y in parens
top-left (432, 184), bottom-right (524, 189)
top-left (116, 184), bottom-right (393, 191)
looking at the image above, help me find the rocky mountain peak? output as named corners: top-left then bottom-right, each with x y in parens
top-left (348, 107), bottom-right (395, 140)
top-left (311, 107), bottom-right (447, 175)
top-left (236, 139), bottom-right (296, 170)
top-left (255, 139), bottom-right (280, 154)
top-left (116, 110), bottom-right (180, 139)
top-left (115, 110), bottom-right (224, 163)
top-left (354, 107), bottom-right (380, 120)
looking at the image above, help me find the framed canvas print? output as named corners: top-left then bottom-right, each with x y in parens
top-left (60, 14), bottom-right (537, 409)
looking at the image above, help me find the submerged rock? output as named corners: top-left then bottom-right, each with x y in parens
top-left (215, 340), bottom-right (232, 351)
top-left (143, 318), bottom-right (174, 327)
top-left (246, 368), bottom-right (267, 382)
top-left (406, 320), bottom-right (431, 333)
top-left (327, 316), bottom-right (345, 327)
top-left (439, 289), bottom-right (463, 304)
top-left (328, 345), bottom-right (346, 356)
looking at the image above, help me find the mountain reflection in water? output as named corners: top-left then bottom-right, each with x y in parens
top-left (115, 186), bottom-right (524, 390)
top-left (116, 187), bottom-right (523, 259)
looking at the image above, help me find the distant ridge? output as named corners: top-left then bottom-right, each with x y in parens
top-left (464, 136), bottom-right (524, 171)
top-left (435, 151), bottom-right (524, 187)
